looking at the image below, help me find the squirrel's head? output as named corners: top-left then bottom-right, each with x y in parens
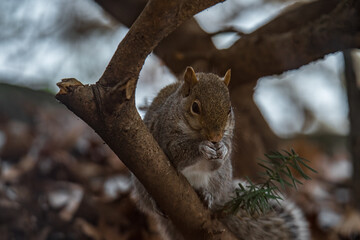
top-left (180, 66), bottom-right (233, 143)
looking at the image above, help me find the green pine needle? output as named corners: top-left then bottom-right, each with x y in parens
top-left (223, 149), bottom-right (317, 216)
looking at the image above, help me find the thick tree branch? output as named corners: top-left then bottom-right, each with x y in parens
top-left (56, 0), bottom-right (238, 239)
top-left (154, 0), bottom-right (344, 77)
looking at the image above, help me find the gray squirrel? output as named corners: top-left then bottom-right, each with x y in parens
top-left (132, 67), bottom-right (309, 240)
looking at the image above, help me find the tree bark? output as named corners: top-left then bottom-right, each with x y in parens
top-left (343, 50), bottom-right (360, 211)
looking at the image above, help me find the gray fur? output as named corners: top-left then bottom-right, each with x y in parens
top-left (132, 70), bottom-right (310, 240)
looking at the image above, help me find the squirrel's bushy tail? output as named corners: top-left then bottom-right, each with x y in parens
top-left (221, 180), bottom-right (310, 240)
top-left (221, 198), bottom-right (309, 240)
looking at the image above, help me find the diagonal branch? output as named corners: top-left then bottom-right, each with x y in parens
top-left (157, 0), bottom-right (359, 88)
top-left (214, 0), bottom-right (360, 87)
top-left (56, 0), bottom-right (238, 239)
top-left (153, 0), bottom-right (342, 76)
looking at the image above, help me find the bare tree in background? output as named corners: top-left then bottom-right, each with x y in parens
top-left (56, 0), bottom-right (360, 239)
top-left (344, 50), bottom-right (360, 211)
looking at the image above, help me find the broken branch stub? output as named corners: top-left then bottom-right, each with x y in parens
top-left (57, 78), bottom-right (84, 95)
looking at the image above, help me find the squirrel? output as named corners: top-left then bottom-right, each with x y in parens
top-left (132, 67), bottom-right (310, 240)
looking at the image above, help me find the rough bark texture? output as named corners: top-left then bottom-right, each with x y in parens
top-left (56, 0), bottom-right (360, 239)
top-left (344, 50), bottom-right (360, 211)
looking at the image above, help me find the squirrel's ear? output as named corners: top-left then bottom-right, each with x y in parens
top-left (184, 66), bottom-right (198, 87)
top-left (223, 69), bottom-right (231, 87)
top-left (182, 66), bottom-right (198, 96)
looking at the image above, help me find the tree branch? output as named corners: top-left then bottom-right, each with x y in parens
top-left (153, 0), bottom-right (344, 77)
top-left (214, 0), bottom-right (360, 88)
top-left (56, 0), bottom-right (238, 239)
top-left (343, 50), bottom-right (360, 211)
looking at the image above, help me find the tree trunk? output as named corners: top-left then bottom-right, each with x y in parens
top-left (343, 50), bottom-right (360, 211)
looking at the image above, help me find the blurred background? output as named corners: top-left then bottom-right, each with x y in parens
top-left (0, 0), bottom-right (359, 239)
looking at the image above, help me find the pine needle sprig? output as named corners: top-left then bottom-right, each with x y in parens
top-left (223, 149), bottom-right (317, 216)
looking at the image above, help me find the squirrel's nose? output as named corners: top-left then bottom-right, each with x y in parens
top-left (207, 132), bottom-right (223, 143)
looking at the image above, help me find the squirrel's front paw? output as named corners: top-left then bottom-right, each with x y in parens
top-left (203, 192), bottom-right (214, 209)
top-left (214, 142), bottom-right (228, 160)
top-left (199, 141), bottom-right (228, 160)
top-left (199, 141), bottom-right (218, 160)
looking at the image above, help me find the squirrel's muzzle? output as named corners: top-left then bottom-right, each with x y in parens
top-left (207, 132), bottom-right (223, 143)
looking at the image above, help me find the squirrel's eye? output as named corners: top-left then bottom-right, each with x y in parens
top-left (191, 101), bottom-right (201, 115)
top-left (228, 107), bottom-right (232, 115)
